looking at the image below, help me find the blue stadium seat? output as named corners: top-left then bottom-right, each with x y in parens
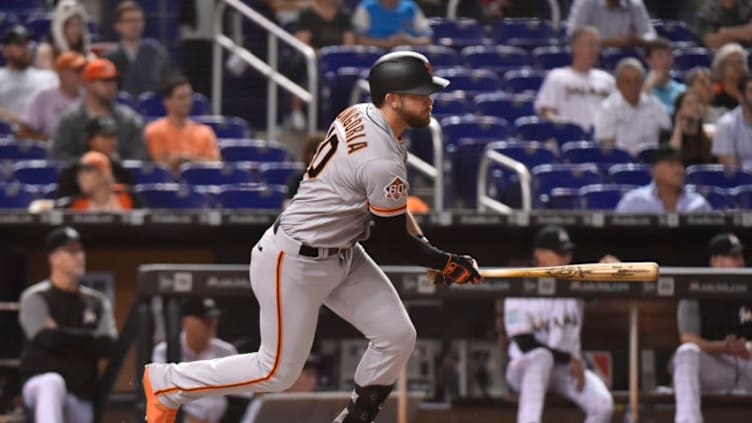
top-left (430, 18), bottom-right (486, 49)
top-left (179, 162), bottom-right (254, 186)
top-left (654, 20), bottom-right (699, 45)
top-left (579, 184), bottom-right (634, 210)
top-left (122, 160), bottom-right (173, 184)
top-left (489, 140), bottom-right (558, 168)
top-left (12, 160), bottom-right (58, 185)
top-left (441, 115), bottom-right (508, 152)
top-left (0, 13), bottom-right (19, 41)
top-left (320, 66), bottom-right (369, 126)
top-left (460, 45), bottom-right (532, 76)
top-left (491, 19), bottom-right (558, 48)
top-left (685, 164), bottom-right (752, 189)
top-left (192, 115), bottom-right (251, 139)
top-left (0, 121), bottom-right (12, 136)
top-left (218, 184), bottom-right (287, 210)
top-left (608, 163), bottom-right (652, 186)
top-left (532, 46), bottom-right (571, 70)
top-left (503, 69), bottom-right (546, 94)
top-left (318, 45), bottom-right (384, 73)
top-left (674, 48), bottom-right (712, 72)
top-left (393, 45), bottom-right (460, 69)
top-left (561, 141), bottom-right (633, 171)
top-left (731, 185), bottom-right (752, 209)
top-left (635, 144), bottom-right (659, 163)
top-left (600, 48), bottom-right (644, 71)
top-left (515, 117), bottom-right (588, 148)
top-left (115, 91), bottom-right (136, 110)
top-left (138, 92), bottom-right (210, 117)
top-left (532, 163), bottom-right (602, 206)
top-left (258, 162), bottom-right (306, 185)
top-left (0, 183), bottom-right (37, 209)
top-left (434, 68), bottom-right (501, 95)
top-left (431, 92), bottom-right (471, 119)
top-left (135, 183), bottom-right (213, 209)
top-left (0, 139), bottom-right (48, 160)
top-left (219, 139), bottom-right (288, 163)
top-left (547, 187), bottom-right (579, 209)
top-left (688, 185), bottom-right (731, 210)
top-left (475, 92), bottom-right (535, 122)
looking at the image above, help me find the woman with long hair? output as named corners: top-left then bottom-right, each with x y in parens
top-left (35, 0), bottom-right (93, 70)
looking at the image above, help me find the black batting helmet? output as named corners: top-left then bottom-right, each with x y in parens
top-left (368, 51), bottom-right (450, 107)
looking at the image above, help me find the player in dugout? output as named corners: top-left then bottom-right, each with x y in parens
top-left (673, 232), bottom-right (752, 423)
top-left (504, 225), bottom-right (614, 423)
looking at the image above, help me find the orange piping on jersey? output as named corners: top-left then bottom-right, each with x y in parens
top-left (369, 203), bottom-right (408, 214)
top-left (153, 251), bottom-right (285, 396)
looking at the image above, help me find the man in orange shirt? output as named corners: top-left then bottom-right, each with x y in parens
top-left (145, 74), bottom-right (220, 171)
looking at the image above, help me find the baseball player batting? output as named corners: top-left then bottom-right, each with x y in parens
top-left (142, 51), bottom-right (482, 423)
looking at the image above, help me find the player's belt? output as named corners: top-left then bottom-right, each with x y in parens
top-left (273, 218), bottom-right (346, 258)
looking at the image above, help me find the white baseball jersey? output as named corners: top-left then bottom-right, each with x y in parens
top-left (504, 298), bottom-right (584, 360)
top-left (281, 103), bottom-right (409, 248)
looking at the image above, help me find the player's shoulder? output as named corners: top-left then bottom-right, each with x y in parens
top-left (20, 280), bottom-right (53, 301)
top-left (334, 103), bottom-right (394, 159)
top-left (79, 284), bottom-right (111, 306)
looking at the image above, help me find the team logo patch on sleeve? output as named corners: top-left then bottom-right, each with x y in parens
top-left (384, 177), bottom-right (408, 200)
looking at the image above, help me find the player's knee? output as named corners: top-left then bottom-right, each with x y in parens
top-left (380, 322), bottom-right (417, 353)
top-left (675, 342), bottom-right (701, 364)
top-left (269, 366), bottom-right (303, 391)
top-left (527, 347), bottom-right (555, 370)
top-left (39, 372), bottom-right (67, 396)
top-left (588, 397), bottom-right (614, 421)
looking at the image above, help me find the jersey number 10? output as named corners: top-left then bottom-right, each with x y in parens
top-left (307, 132), bottom-right (339, 178)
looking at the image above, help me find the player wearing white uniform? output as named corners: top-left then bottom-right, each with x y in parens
top-left (674, 233), bottom-right (752, 423)
top-left (504, 226), bottom-right (613, 423)
top-left (142, 52), bottom-right (482, 423)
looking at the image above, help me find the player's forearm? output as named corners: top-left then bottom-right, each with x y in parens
top-left (681, 333), bottom-right (728, 355)
top-left (512, 334), bottom-right (571, 364)
top-left (372, 213), bottom-right (450, 269)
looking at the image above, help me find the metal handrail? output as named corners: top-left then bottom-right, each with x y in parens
top-left (212, 0), bottom-right (318, 140)
top-left (0, 302), bottom-right (19, 311)
top-left (477, 150), bottom-right (532, 214)
top-left (349, 80), bottom-right (444, 212)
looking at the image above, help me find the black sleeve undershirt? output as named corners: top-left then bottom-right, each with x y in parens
top-left (512, 333), bottom-right (572, 364)
top-left (371, 213), bottom-right (450, 270)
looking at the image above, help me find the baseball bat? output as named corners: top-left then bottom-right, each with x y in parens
top-left (479, 262), bottom-right (659, 282)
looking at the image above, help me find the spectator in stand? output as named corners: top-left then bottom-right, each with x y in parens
top-left (710, 43), bottom-right (748, 116)
top-left (352, 0), bottom-right (433, 48)
top-left (288, 0), bottom-right (356, 130)
top-left (535, 26), bottom-right (615, 132)
top-left (673, 232), bottom-right (752, 423)
top-left (696, 0), bottom-right (752, 48)
top-left (643, 38), bottom-right (685, 115)
top-left (668, 91), bottom-right (715, 166)
top-left (595, 58), bottom-right (671, 155)
top-left (566, 0), bottom-right (656, 48)
top-left (18, 226), bottom-right (117, 423)
top-left (504, 225), bottom-right (614, 423)
top-left (58, 151), bottom-right (140, 211)
top-left (145, 74), bottom-right (220, 172)
top-left (103, 1), bottom-right (173, 97)
top-left (712, 73), bottom-right (752, 169)
top-left (57, 116), bottom-right (135, 199)
top-left (152, 298), bottom-right (238, 423)
top-left (0, 26), bottom-right (58, 126)
top-left (17, 52), bottom-right (86, 141)
top-left (36, 0), bottom-right (94, 70)
top-left (616, 145), bottom-right (712, 212)
top-left (52, 58), bottom-right (146, 162)
top-left (685, 67), bottom-right (724, 124)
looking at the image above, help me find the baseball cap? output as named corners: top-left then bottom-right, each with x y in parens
top-left (82, 58), bottom-right (118, 83)
top-left (45, 226), bottom-right (82, 252)
top-left (86, 116), bottom-right (118, 139)
top-left (534, 225), bottom-right (575, 254)
top-left (55, 51), bottom-right (87, 71)
top-left (181, 298), bottom-right (222, 318)
top-left (1, 25), bottom-right (32, 45)
top-left (652, 145), bottom-right (683, 165)
top-left (79, 151), bottom-right (112, 173)
top-left (708, 233), bottom-right (744, 256)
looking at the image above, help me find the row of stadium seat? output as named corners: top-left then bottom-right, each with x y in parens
top-left (2, 160), bottom-right (305, 187)
top-left (0, 182), bottom-right (288, 210)
top-left (0, 138), bottom-right (281, 162)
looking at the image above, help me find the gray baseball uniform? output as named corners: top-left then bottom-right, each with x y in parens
top-left (146, 103), bottom-right (416, 407)
top-left (505, 298), bottom-right (613, 423)
top-left (674, 300), bottom-right (752, 423)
